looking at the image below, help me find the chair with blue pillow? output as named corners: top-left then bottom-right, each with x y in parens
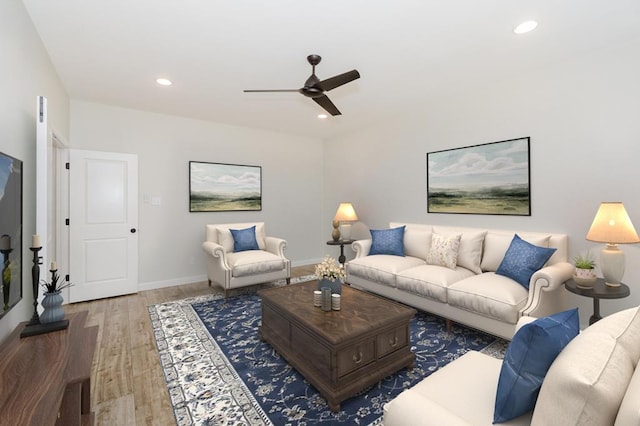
top-left (202, 222), bottom-right (291, 297)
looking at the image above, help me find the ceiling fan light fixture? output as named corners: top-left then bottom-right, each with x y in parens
top-left (514, 20), bottom-right (538, 34)
top-left (156, 78), bottom-right (173, 86)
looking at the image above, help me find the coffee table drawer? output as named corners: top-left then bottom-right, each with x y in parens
top-left (377, 325), bottom-right (409, 358)
top-left (337, 340), bottom-right (375, 377)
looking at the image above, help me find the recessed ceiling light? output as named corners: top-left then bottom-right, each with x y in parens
top-left (156, 78), bottom-right (172, 86)
top-left (514, 20), bottom-right (538, 34)
top-left (318, 114), bottom-right (328, 119)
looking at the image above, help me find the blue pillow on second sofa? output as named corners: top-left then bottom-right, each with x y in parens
top-left (496, 234), bottom-right (556, 288)
top-left (230, 226), bottom-right (260, 252)
top-left (493, 308), bottom-right (579, 423)
top-left (369, 226), bottom-right (406, 256)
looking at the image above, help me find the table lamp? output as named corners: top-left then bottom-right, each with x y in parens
top-left (586, 202), bottom-right (640, 287)
top-left (332, 203), bottom-right (358, 241)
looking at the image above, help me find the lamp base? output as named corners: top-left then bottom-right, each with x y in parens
top-left (340, 223), bottom-right (352, 241)
top-left (600, 244), bottom-right (625, 287)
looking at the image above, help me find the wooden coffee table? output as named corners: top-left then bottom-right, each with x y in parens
top-left (258, 281), bottom-right (416, 412)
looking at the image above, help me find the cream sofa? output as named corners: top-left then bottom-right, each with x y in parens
top-left (345, 223), bottom-right (574, 339)
top-left (383, 306), bottom-right (640, 425)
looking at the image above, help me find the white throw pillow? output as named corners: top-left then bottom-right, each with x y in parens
top-left (426, 233), bottom-right (461, 269)
top-left (434, 227), bottom-right (486, 274)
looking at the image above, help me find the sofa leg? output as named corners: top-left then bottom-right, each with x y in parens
top-left (446, 319), bottom-right (452, 333)
top-left (208, 279), bottom-right (211, 287)
top-left (286, 277), bottom-right (291, 285)
top-left (224, 289), bottom-right (229, 299)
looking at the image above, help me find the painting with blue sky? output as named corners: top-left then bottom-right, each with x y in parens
top-left (427, 137), bottom-right (530, 215)
top-left (189, 161), bottom-right (262, 212)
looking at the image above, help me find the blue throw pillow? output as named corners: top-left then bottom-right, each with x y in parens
top-left (369, 226), bottom-right (405, 256)
top-left (496, 234), bottom-right (556, 288)
top-left (493, 308), bottom-right (579, 423)
top-left (230, 226), bottom-right (260, 252)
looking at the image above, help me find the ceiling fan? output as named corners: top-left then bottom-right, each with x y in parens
top-left (244, 54), bottom-right (360, 116)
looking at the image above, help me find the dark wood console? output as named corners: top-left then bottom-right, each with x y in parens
top-left (0, 311), bottom-right (98, 425)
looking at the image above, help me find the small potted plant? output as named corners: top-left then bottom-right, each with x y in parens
top-left (40, 270), bottom-right (72, 324)
top-left (315, 255), bottom-right (346, 294)
top-left (573, 252), bottom-right (597, 288)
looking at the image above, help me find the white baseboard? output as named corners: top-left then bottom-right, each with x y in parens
top-left (139, 274), bottom-right (208, 292)
top-left (137, 259), bottom-right (321, 292)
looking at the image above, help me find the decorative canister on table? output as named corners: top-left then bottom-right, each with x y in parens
top-left (331, 294), bottom-right (341, 311)
top-left (315, 255), bottom-right (345, 295)
top-left (321, 287), bottom-right (332, 312)
top-left (313, 290), bottom-right (322, 307)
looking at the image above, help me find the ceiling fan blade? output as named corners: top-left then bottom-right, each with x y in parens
top-left (313, 95), bottom-right (341, 116)
top-left (318, 70), bottom-right (360, 92)
top-left (243, 89), bottom-right (300, 93)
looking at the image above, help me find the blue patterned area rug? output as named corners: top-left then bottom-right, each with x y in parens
top-left (149, 281), bottom-right (507, 425)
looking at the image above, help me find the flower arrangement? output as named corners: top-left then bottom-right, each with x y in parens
top-left (315, 256), bottom-right (345, 282)
top-left (41, 270), bottom-right (73, 293)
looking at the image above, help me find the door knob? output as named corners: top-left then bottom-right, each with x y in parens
top-left (130, 228), bottom-right (137, 233)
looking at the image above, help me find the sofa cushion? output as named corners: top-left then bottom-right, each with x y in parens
top-left (496, 235), bottom-right (556, 288)
top-left (434, 227), bottom-right (487, 274)
top-left (230, 225), bottom-right (260, 252)
top-left (383, 351), bottom-right (533, 426)
top-left (447, 273), bottom-right (529, 324)
top-left (532, 307), bottom-right (640, 426)
top-left (494, 308), bottom-right (579, 423)
top-left (226, 250), bottom-right (285, 277)
top-left (346, 255), bottom-right (425, 288)
top-left (426, 232), bottom-right (461, 269)
top-left (403, 228), bottom-right (432, 260)
top-left (370, 226), bottom-right (406, 256)
top-left (481, 233), bottom-right (550, 272)
top-left (615, 358), bottom-right (640, 425)
top-left (396, 264), bottom-right (475, 303)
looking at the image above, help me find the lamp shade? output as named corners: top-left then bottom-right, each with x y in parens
top-left (334, 203), bottom-right (358, 222)
top-left (586, 202), bottom-right (640, 244)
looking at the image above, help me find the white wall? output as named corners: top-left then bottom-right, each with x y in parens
top-left (324, 39), bottom-right (640, 328)
top-left (0, 0), bottom-right (69, 342)
top-left (70, 101), bottom-right (324, 288)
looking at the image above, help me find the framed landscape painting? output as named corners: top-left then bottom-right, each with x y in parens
top-left (427, 137), bottom-right (531, 215)
top-left (189, 161), bottom-right (262, 212)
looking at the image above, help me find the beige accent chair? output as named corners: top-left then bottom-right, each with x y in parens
top-left (202, 222), bottom-right (291, 297)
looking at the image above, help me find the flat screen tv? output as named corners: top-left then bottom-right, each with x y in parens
top-left (0, 151), bottom-right (22, 319)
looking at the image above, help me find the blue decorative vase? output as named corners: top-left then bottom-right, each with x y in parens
top-left (318, 278), bottom-right (342, 295)
top-left (40, 291), bottom-right (65, 324)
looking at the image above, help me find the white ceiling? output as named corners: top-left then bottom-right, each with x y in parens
top-left (22, 0), bottom-right (640, 139)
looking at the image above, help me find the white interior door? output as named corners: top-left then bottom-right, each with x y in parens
top-left (69, 149), bottom-right (138, 302)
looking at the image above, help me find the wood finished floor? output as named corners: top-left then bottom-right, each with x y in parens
top-left (63, 265), bottom-right (317, 426)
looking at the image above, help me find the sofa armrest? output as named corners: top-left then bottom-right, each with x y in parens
top-left (352, 239), bottom-right (372, 258)
top-left (202, 241), bottom-right (231, 270)
top-left (521, 261), bottom-right (574, 318)
top-left (265, 236), bottom-right (288, 258)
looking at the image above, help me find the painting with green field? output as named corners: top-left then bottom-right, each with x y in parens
top-left (427, 137), bottom-right (530, 215)
top-left (189, 161), bottom-right (262, 212)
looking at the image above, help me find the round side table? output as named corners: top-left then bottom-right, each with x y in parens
top-left (326, 239), bottom-right (354, 265)
top-left (565, 278), bottom-right (630, 325)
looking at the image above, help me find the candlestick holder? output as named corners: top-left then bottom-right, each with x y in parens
top-left (1, 247), bottom-right (12, 311)
top-left (20, 247), bottom-right (69, 338)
